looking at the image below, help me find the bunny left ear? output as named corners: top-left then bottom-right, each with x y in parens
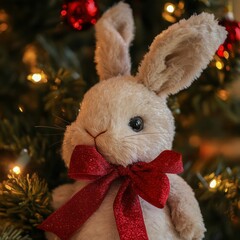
top-left (136, 13), bottom-right (227, 96)
top-left (95, 2), bottom-right (134, 81)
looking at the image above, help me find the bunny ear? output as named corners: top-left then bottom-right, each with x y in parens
top-left (94, 2), bottom-right (134, 81)
top-left (136, 13), bottom-right (227, 96)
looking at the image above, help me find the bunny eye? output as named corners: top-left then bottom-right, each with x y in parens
top-left (128, 116), bottom-right (144, 132)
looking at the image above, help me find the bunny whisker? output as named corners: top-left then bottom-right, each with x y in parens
top-left (49, 140), bottom-right (63, 148)
top-left (35, 125), bottom-right (65, 131)
top-left (40, 133), bottom-right (64, 136)
top-left (123, 132), bottom-right (168, 139)
top-left (54, 124), bottom-right (67, 130)
top-left (52, 114), bottom-right (70, 125)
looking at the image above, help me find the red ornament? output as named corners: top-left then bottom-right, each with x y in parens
top-left (217, 18), bottom-right (240, 57)
top-left (61, 0), bottom-right (99, 30)
top-left (38, 145), bottom-right (183, 240)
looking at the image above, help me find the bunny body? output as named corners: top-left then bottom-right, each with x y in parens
top-left (45, 2), bottom-right (227, 240)
top-left (47, 176), bottom-right (193, 240)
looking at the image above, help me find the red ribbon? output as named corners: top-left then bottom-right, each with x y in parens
top-left (38, 145), bottom-right (183, 240)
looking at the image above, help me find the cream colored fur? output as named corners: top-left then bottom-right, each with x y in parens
top-left (46, 2), bottom-right (227, 240)
top-left (137, 13), bottom-right (227, 96)
top-left (95, 2), bottom-right (134, 80)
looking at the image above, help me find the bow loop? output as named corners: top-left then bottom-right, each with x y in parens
top-left (68, 145), bottom-right (112, 180)
top-left (131, 171), bottom-right (170, 208)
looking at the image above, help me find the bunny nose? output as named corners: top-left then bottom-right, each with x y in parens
top-left (85, 129), bottom-right (107, 139)
top-left (95, 130), bottom-right (107, 139)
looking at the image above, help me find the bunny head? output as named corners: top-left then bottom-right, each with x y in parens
top-left (62, 2), bottom-right (226, 167)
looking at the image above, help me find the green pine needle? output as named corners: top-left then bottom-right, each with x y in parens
top-left (0, 225), bottom-right (31, 240)
top-left (0, 173), bottom-right (52, 231)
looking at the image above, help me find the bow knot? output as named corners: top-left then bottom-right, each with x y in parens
top-left (116, 165), bottom-right (131, 177)
top-left (38, 145), bottom-right (183, 240)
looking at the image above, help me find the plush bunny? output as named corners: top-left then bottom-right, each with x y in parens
top-left (42, 2), bottom-right (226, 240)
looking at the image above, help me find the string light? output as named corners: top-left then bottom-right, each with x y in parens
top-left (209, 179), bottom-right (217, 188)
top-left (32, 73), bottom-right (42, 82)
top-left (216, 60), bottom-right (224, 70)
top-left (223, 51), bottom-right (229, 59)
top-left (9, 149), bottom-right (30, 176)
top-left (55, 78), bottom-right (61, 85)
top-left (23, 46), bottom-right (37, 66)
top-left (166, 3), bottom-right (175, 13)
top-left (208, 175), bottom-right (222, 191)
top-left (27, 72), bottom-right (47, 83)
top-left (23, 46), bottom-right (48, 83)
top-left (0, 10), bottom-right (9, 33)
top-left (12, 166), bottom-right (21, 175)
top-left (18, 105), bottom-right (24, 112)
top-left (162, 2), bottom-right (184, 23)
top-left (0, 22), bottom-right (8, 32)
top-left (217, 89), bottom-right (229, 101)
top-left (178, 1), bottom-right (185, 9)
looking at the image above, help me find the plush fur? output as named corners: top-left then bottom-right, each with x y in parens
top-left (95, 2), bottom-right (134, 80)
top-left (46, 2), bottom-right (226, 240)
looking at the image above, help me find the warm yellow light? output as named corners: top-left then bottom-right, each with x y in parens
top-left (223, 51), bottom-right (229, 59)
top-left (12, 166), bottom-right (21, 174)
top-left (162, 12), bottom-right (176, 23)
top-left (178, 1), bottom-right (185, 9)
top-left (23, 46), bottom-right (37, 65)
top-left (18, 106), bottom-right (24, 112)
top-left (0, 23), bottom-right (8, 32)
top-left (31, 73), bottom-right (42, 82)
top-left (27, 72), bottom-right (47, 83)
top-left (189, 135), bottom-right (201, 147)
top-left (209, 179), bottom-right (217, 188)
top-left (166, 3), bottom-right (175, 13)
top-left (217, 89), bottom-right (229, 101)
top-left (216, 61), bottom-right (224, 70)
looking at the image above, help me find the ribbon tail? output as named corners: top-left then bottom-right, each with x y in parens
top-left (114, 179), bottom-right (149, 240)
top-left (38, 172), bottom-right (117, 240)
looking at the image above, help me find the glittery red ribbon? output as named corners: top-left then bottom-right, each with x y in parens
top-left (38, 145), bottom-right (183, 240)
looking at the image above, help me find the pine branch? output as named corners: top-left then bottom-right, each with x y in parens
top-left (195, 163), bottom-right (240, 237)
top-left (0, 225), bottom-right (31, 240)
top-left (0, 173), bottom-right (52, 231)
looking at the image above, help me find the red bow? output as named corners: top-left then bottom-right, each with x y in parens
top-left (38, 145), bottom-right (183, 240)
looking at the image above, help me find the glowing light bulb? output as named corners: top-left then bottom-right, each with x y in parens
top-left (32, 73), bottom-right (42, 82)
top-left (12, 166), bottom-right (21, 174)
top-left (27, 72), bottom-right (47, 83)
top-left (217, 89), bottom-right (229, 101)
top-left (223, 51), bottom-right (229, 59)
top-left (216, 60), bottom-right (224, 70)
top-left (23, 46), bottom-right (37, 65)
top-left (0, 23), bottom-right (8, 32)
top-left (178, 1), bottom-right (185, 9)
top-left (209, 179), bottom-right (217, 188)
top-left (18, 106), bottom-right (24, 112)
top-left (166, 3), bottom-right (175, 13)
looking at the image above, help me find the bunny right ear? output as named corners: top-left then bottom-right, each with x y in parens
top-left (136, 13), bottom-right (227, 96)
top-left (95, 2), bottom-right (134, 81)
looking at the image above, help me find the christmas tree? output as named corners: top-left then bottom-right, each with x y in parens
top-left (0, 0), bottom-right (239, 239)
